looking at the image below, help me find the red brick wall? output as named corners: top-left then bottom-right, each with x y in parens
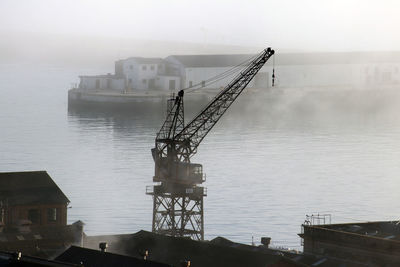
top-left (6, 204), bottom-right (67, 227)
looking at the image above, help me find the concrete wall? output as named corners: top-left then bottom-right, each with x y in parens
top-left (79, 77), bottom-right (125, 92)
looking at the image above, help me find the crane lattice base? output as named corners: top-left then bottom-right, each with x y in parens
top-left (146, 185), bottom-right (206, 241)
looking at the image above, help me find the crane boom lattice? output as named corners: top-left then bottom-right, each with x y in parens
top-left (147, 47), bottom-right (275, 240)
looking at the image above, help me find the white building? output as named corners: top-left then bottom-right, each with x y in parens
top-left (77, 52), bottom-right (400, 94)
top-left (166, 52), bottom-right (400, 90)
top-left (78, 57), bottom-right (181, 92)
top-left (115, 57), bottom-right (180, 91)
top-left (166, 54), bottom-right (272, 90)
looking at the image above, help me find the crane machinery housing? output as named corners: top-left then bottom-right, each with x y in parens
top-left (146, 47), bottom-right (275, 241)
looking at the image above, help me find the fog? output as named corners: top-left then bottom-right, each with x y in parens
top-left (2, 0), bottom-right (400, 66)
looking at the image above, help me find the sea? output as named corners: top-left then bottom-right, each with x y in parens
top-left (1, 63), bottom-right (400, 250)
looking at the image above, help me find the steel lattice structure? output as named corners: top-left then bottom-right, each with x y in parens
top-left (148, 48), bottom-right (274, 241)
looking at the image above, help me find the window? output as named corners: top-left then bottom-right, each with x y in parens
top-left (28, 209), bottom-right (40, 224)
top-left (189, 81), bottom-right (193, 87)
top-left (142, 65), bottom-right (147, 71)
top-left (150, 65), bottom-right (155, 71)
top-left (201, 81), bottom-right (205, 87)
top-left (47, 208), bottom-right (58, 222)
top-left (193, 166), bottom-right (202, 174)
top-left (142, 79), bottom-right (147, 84)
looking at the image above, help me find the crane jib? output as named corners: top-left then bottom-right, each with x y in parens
top-left (153, 47), bottom-right (274, 184)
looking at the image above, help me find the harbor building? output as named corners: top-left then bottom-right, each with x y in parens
top-left (0, 171), bottom-right (83, 258)
top-left (79, 57), bottom-right (181, 93)
top-left (300, 220), bottom-right (400, 266)
top-left (0, 171), bottom-right (69, 227)
top-left (70, 51), bottom-right (400, 108)
top-left (115, 57), bottom-right (180, 92)
top-left (165, 54), bottom-right (272, 90)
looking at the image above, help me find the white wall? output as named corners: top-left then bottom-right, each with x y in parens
top-left (156, 76), bottom-right (180, 91)
top-left (272, 63), bottom-right (400, 88)
top-left (121, 59), bottom-right (165, 90)
top-left (79, 77), bottom-right (125, 91)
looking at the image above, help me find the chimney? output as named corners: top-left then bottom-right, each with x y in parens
top-left (99, 242), bottom-right (108, 252)
top-left (180, 260), bottom-right (191, 267)
top-left (139, 250), bottom-right (149, 260)
top-left (261, 237), bottom-right (271, 248)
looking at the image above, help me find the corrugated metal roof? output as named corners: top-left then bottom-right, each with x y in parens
top-left (0, 171), bottom-right (70, 205)
top-left (167, 54), bottom-right (254, 68)
top-left (167, 51), bottom-right (400, 68)
top-left (125, 57), bottom-right (164, 64)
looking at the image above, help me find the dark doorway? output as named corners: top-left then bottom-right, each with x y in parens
top-left (149, 79), bottom-right (155, 89)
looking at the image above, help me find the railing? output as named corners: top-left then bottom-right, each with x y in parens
top-left (145, 185), bottom-right (154, 194)
top-left (304, 214), bottom-right (331, 226)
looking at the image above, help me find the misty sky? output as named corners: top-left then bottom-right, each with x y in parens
top-left (1, 0), bottom-right (399, 52)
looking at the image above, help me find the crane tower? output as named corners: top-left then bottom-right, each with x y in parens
top-left (146, 48), bottom-right (275, 240)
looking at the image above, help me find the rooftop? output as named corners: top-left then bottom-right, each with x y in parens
top-left (83, 230), bottom-right (353, 267)
top-left (56, 246), bottom-right (170, 267)
top-left (0, 171), bottom-right (70, 206)
top-left (0, 250), bottom-right (79, 266)
top-left (306, 221), bottom-right (400, 241)
top-left (167, 51), bottom-right (400, 68)
top-left (124, 57), bottom-right (164, 64)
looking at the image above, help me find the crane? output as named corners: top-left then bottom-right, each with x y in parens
top-left (147, 47), bottom-right (275, 240)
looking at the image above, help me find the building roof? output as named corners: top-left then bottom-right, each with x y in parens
top-left (0, 250), bottom-right (79, 266)
top-left (125, 57), bottom-right (164, 65)
top-left (0, 171), bottom-right (70, 206)
top-left (83, 230), bottom-right (303, 267)
top-left (167, 54), bottom-right (254, 68)
top-left (167, 51), bottom-right (400, 68)
top-left (304, 221), bottom-right (400, 241)
top-left (56, 246), bottom-right (171, 267)
top-left (79, 74), bottom-right (120, 79)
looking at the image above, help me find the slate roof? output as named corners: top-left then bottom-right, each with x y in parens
top-left (56, 246), bottom-right (171, 267)
top-left (0, 171), bottom-right (70, 206)
top-left (167, 51), bottom-right (400, 68)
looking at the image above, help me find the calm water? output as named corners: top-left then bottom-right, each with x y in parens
top-left (1, 63), bottom-right (400, 250)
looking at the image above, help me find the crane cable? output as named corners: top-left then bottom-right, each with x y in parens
top-left (180, 53), bottom-right (261, 93)
top-left (182, 55), bottom-right (257, 93)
